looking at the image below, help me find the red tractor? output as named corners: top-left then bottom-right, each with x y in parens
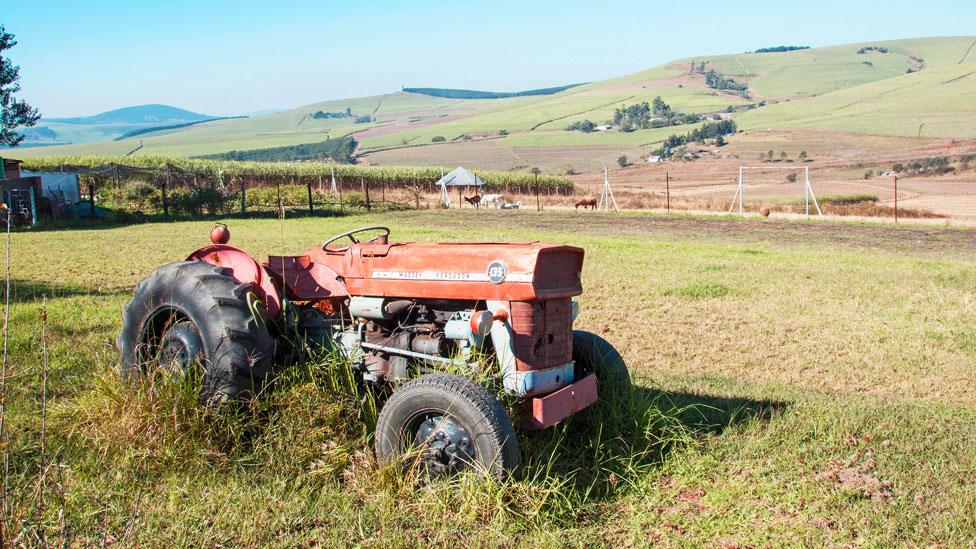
top-left (118, 225), bottom-right (629, 477)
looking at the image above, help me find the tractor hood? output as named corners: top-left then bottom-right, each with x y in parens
top-left (306, 241), bottom-right (584, 301)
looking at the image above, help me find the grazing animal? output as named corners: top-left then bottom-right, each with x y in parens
top-left (480, 193), bottom-right (503, 208)
top-left (575, 198), bottom-right (598, 210)
top-left (499, 201), bottom-right (522, 210)
top-left (464, 195), bottom-right (482, 208)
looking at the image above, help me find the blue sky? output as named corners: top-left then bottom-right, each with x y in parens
top-left (3, 0), bottom-right (973, 117)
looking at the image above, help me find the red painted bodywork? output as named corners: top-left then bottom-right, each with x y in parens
top-left (523, 373), bottom-right (599, 429)
top-left (187, 234), bottom-right (592, 429)
top-left (186, 244), bottom-right (282, 315)
top-left (305, 241), bottom-right (583, 301)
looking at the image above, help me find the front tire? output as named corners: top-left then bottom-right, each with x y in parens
top-left (117, 261), bottom-right (276, 402)
top-left (573, 330), bottom-right (631, 400)
top-left (374, 374), bottom-right (521, 479)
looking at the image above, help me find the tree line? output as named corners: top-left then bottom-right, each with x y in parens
top-left (402, 84), bottom-right (585, 100)
top-left (200, 136), bottom-right (357, 163)
top-left (566, 97), bottom-right (700, 133)
top-left (653, 120), bottom-right (737, 158)
top-left (752, 45), bottom-right (810, 53)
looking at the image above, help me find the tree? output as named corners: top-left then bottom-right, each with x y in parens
top-left (799, 150), bottom-right (808, 160)
top-left (715, 134), bottom-right (726, 146)
top-left (1, 26), bottom-right (40, 147)
top-left (780, 151), bottom-right (788, 160)
top-left (617, 156), bottom-right (628, 168)
top-left (766, 150), bottom-right (774, 161)
top-left (786, 172), bottom-right (797, 183)
top-left (431, 136), bottom-right (446, 143)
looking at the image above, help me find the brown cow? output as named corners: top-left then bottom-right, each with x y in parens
top-left (575, 198), bottom-right (598, 210)
top-left (464, 195), bottom-right (482, 208)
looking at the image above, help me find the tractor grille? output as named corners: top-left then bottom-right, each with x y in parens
top-left (510, 298), bottom-right (573, 371)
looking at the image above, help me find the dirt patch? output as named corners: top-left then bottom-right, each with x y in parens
top-left (816, 450), bottom-right (893, 503)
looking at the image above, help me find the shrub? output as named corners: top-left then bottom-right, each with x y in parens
top-left (431, 136), bottom-right (446, 142)
top-left (617, 156), bottom-right (628, 168)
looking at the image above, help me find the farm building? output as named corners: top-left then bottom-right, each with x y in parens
top-left (2, 158), bottom-right (22, 180)
top-left (0, 157), bottom-right (83, 226)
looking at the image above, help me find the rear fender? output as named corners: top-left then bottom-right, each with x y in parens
top-left (187, 244), bottom-right (282, 316)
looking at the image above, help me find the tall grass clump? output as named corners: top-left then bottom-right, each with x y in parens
top-left (10, 337), bottom-right (694, 543)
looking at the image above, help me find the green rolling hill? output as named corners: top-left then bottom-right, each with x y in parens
top-left (11, 36), bottom-right (976, 168)
top-left (15, 104), bottom-right (214, 148)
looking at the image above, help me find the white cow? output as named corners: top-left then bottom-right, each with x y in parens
top-left (499, 201), bottom-right (522, 210)
top-left (479, 193), bottom-right (503, 208)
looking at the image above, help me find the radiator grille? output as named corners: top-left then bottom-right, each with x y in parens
top-left (509, 298), bottom-right (573, 371)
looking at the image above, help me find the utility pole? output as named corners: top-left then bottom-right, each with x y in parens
top-left (665, 171), bottom-right (670, 213)
top-left (532, 167), bottom-right (542, 212)
top-left (894, 175), bottom-right (898, 223)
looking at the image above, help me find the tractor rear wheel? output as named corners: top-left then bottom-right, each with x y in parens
top-left (573, 330), bottom-right (631, 400)
top-left (117, 261), bottom-right (275, 402)
top-left (374, 374), bottom-right (521, 479)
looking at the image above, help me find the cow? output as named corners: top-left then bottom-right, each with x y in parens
top-left (464, 195), bottom-right (482, 208)
top-left (480, 193), bottom-right (504, 208)
top-left (499, 201), bottom-right (522, 210)
top-left (575, 198), bottom-right (598, 210)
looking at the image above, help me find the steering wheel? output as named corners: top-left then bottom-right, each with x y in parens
top-left (322, 226), bottom-right (391, 252)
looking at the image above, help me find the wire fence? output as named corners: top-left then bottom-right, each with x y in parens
top-left (44, 162), bottom-right (574, 219)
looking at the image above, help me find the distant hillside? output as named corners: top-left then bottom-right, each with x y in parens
top-left (48, 104), bottom-right (211, 125)
top-left (402, 84), bottom-right (586, 99)
top-left (12, 36), bottom-right (976, 168)
top-left (114, 116), bottom-right (244, 141)
top-left (12, 104), bottom-right (216, 148)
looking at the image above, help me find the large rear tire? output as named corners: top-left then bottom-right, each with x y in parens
top-left (117, 261), bottom-right (276, 402)
top-left (573, 330), bottom-right (631, 400)
top-left (374, 374), bottom-right (521, 479)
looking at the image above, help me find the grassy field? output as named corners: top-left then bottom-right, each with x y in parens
top-left (690, 36), bottom-right (974, 98)
top-left (737, 63), bottom-right (976, 139)
top-left (3, 211), bottom-right (976, 546)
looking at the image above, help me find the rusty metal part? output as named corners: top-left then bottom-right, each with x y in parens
top-left (522, 373), bottom-right (599, 430)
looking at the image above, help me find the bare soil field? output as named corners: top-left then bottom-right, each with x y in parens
top-left (566, 129), bottom-right (976, 218)
top-left (361, 128), bottom-right (976, 219)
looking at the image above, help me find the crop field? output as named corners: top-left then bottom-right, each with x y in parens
top-left (693, 36), bottom-right (975, 98)
top-left (4, 211), bottom-right (976, 545)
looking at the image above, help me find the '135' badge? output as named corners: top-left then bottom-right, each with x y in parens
top-left (487, 261), bottom-right (507, 284)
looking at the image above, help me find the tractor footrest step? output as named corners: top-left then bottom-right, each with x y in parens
top-left (522, 373), bottom-right (598, 430)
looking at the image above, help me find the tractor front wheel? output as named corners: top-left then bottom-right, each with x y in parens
top-left (117, 261), bottom-right (276, 403)
top-left (374, 374), bottom-right (521, 479)
top-left (573, 330), bottom-right (631, 401)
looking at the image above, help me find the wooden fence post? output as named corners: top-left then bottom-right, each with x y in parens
top-left (162, 175), bottom-right (169, 217)
top-left (240, 179), bottom-right (247, 217)
top-left (307, 179), bottom-right (314, 215)
top-left (276, 181), bottom-right (282, 216)
top-left (361, 178), bottom-right (371, 212)
top-left (88, 179), bottom-right (96, 219)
